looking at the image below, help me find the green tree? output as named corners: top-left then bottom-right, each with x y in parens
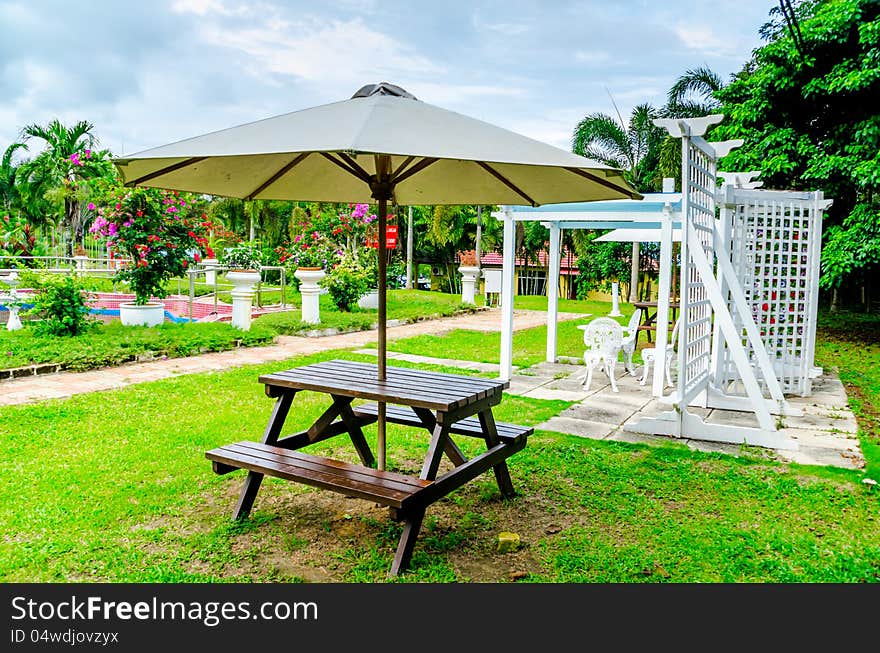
top-left (17, 120), bottom-right (114, 255)
top-left (572, 103), bottom-right (664, 194)
top-left (713, 0), bottom-right (880, 305)
top-left (666, 66), bottom-right (725, 118)
top-left (572, 104), bottom-right (662, 301)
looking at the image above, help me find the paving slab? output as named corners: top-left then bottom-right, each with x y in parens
top-left (562, 399), bottom-right (642, 425)
top-left (535, 416), bottom-right (613, 440)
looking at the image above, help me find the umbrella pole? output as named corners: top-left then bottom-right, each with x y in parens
top-left (376, 176), bottom-right (389, 471)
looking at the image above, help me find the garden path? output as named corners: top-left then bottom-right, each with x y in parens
top-left (0, 308), bottom-right (585, 407)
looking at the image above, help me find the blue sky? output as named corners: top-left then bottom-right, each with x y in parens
top-left (0, 0), bottom-right (776, 156)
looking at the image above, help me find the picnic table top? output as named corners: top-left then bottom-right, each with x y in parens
top-left (259, 359), bottom-right (509, 412)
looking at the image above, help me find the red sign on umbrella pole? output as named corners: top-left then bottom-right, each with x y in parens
top-left (366, 219), bottom-right (398, 249)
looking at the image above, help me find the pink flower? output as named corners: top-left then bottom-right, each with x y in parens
top-left (87, 202), bottom-right (96, 211)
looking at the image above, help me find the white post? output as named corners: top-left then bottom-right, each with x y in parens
top-left (499, 207), bottom-right (516, 381)
top-left (546, 222), bottom-right (561, 363)
top-left (227, 270), bottom-right (262, 331)
top-left (652, 203), bottom-right (674, 397)
top-left (609, 281), bottom-right (622, 317)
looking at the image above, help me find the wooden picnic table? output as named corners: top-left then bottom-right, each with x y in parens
top-left (633, 300), bottom-right (680, 346)
top-left (205, 359), bottom-right (531, 576)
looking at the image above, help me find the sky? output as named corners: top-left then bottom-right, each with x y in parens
top-left (0, 0), bottom-right (777, 158)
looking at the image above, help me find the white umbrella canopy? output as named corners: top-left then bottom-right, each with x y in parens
top-left (114, 83), bottom-right (639, 206)
top-left (113, 82), bottom-right (641, 470)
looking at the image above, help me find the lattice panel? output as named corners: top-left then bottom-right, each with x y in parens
top-left (678, 138), bottom-right (716, 402)
top-left (722, 193), bottom-right (822, 396)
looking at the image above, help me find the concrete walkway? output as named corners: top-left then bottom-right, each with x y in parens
top-left (344, 351), bottom-right (864, 470)
top-left (0, 308), bottom-right (586, 407)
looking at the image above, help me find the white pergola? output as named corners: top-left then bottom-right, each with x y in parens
top-left (495, 115), bottom-right (831, 450)
top-left (494, 192), bottom-right (683, 400)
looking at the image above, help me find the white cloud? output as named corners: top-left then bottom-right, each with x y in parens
top-left (197, 16), bottom-right (441, 87)
top-left (574, 50), bottom-right (612, 65)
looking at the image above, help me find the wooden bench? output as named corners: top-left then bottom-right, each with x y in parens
top-left (206, 441), bottom-right (431, 510)
top-left (352, 403), bottom-right (533, 444)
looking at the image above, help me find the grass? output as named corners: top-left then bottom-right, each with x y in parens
top-left (814, 309), bottom-right (880, 479)
top-left (0, 320), bottom-right (276, 371)
top-left (377, 301), bottom-right (644, 369)
top-left (1, 289), bottom-right (482, 373)
top-left (1, 344), bottom-right (877, 583)
top-left (256, 289), bottom-right (484, 336)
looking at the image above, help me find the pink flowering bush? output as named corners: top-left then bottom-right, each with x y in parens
top-left (89, 187), bottom-right (209, 305)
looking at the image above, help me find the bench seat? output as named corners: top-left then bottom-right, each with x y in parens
top-left (206, 441), bottom-right (431, 510)
top-left (352, 403), bottom-right (533, 443)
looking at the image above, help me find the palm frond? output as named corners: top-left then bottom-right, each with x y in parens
top-left (572, 112), bottom-right (634, 169)
top-left (667, 66), bottom-right (724, 107)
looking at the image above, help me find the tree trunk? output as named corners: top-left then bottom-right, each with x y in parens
top-left (830, 287), bottom-right (838, 313)
top-left (629, 241), bottom-right (640, 303)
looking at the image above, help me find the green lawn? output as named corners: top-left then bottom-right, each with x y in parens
top-left (378, 300), bottom-right (642, 369)
top-left (1, 345), bottom-right (877, 582)
top-left (1, 289), bottom-right (482, 373)
top-left (814, 310), bottom-right (880, 479)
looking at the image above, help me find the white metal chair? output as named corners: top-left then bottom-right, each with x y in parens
top-left (639, 319), bottom-right (680, 387)
top-left (620, 308), bottom-right (642, 376)
top-left (578, 317), bottom-right (624, 392)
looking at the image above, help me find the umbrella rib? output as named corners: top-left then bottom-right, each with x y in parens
top-left (389, 156), bottom-right (415, 182)
top-left (476, 161), bottom-right (538, 207)
top-left (125, 157), bottom-right (207, 187)
top-left (392, 157), bottom-right (438, 185)
top-left (321, 152), bottom-right (371, 183)
top-left (565, 167), bottom-right (641, 199)
top-left (245, 152), bottom-right (311, 200)
top-left (336, 152), bottom-right (372, 181)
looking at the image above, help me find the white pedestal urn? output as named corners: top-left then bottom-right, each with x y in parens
top-left (357, 288), bottom-right (379, 310)
top-left (202, 258), bottom-right (219, 286)
top-left (227, 270), bottom-right (262, 331)
top-left (119, 302), bottom-right (166, 327)
top-left (1, 272), bottom-right (22, 331)
top-left (458, 265), bottom-right (480, 305)
top-left (609, 281), bottom-right (623, 317)
top-left (294, 267), bottom-right (325, 325)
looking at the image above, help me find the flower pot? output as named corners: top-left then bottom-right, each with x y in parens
top-left (458, 265), bottom-right (480, 306)
top-left (294, 267), bottom-right (326, 324)
top-left (226, 270), bottom-right (262, 330)
top-left (357, 288), bottom-right (379, 310)
top-left (119, 302), bottom-right (165, 327)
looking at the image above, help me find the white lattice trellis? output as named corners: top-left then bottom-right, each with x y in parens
top-left (717, 188), bottom-right (829, 396)
top-left (627, 115), bottom-right (798, 450)
top-left (678, 135), bottom-right (716, 405)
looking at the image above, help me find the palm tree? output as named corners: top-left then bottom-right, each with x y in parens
top-left (0, 142), bottom-right (27, 214)
top-left (18, 119), bottom-right (102, 255)
top-left (572, 103), bottom-right (664, 301)
top-left (665, 66), bottom-right (725, 118)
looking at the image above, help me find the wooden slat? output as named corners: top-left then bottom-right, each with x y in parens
top-left (311, 364), bottom-right (496, 405)
top-left (352, 403), bottom-right (532, 442)
top-left (206, 442), bottom-right (430, 508)
top-left (230, 442), bottom-right (427, 491)
top-left (328, 360), bottom-right (507, 390)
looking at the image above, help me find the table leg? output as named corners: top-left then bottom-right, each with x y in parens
top-left (478, 409), bottom-right (516, 499)
top-left (420, 421), bottom-right (451, 481)
top-left (334, 396), bottom-right (375, 467)
top-left (413, 407), bottom-right (467, 467)
top-left (390, 509), bottom-right (425, 577)
top-left (232, 391), bottom-right (294, 520)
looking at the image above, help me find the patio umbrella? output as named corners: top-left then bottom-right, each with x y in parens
top-left (113, 82), bottom-right (641, 469)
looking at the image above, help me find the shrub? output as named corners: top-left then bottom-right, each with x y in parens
top-left (221, 243), bottom-right (262, 271)
top-left (26, 275), bottom-right (94, 336)
top-left (322, 254), bottom-right (369, 311)
top-left (89, 187), bottom-right (209, 305)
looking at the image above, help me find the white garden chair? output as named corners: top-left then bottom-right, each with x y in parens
top-left (578, 317), bottom-right (624, 393)
top-left (639, 319), bottom-right (680, 388)
top-left (620, 308), bottom-right (642, 376)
